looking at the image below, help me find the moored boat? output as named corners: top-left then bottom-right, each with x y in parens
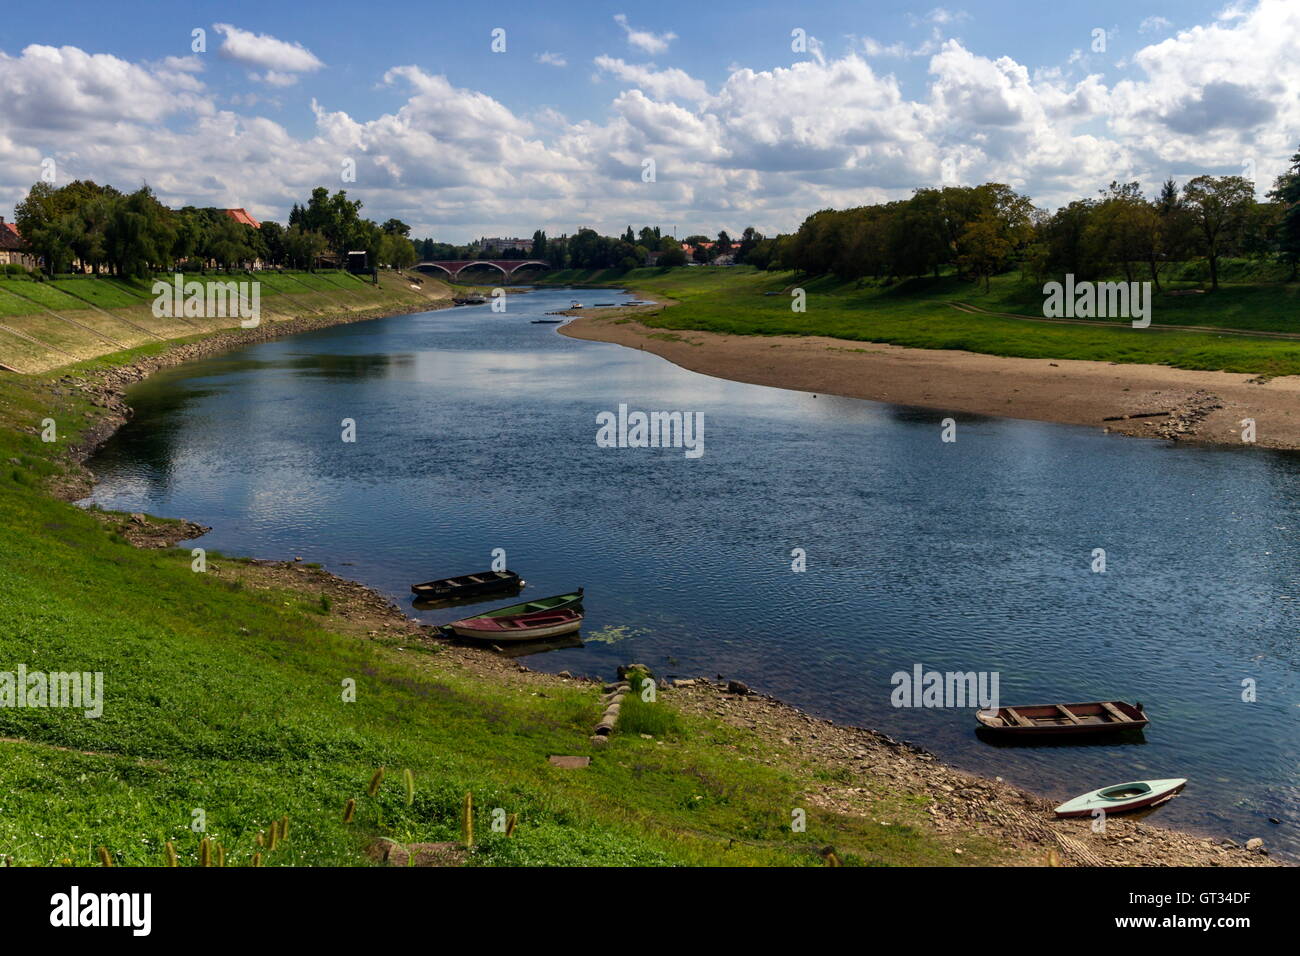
top-left (470, 588), bottom-right (584, 619)
top-left (410, 569), bottom-right (523, 600)
top-left (1053, 778), bottom-right (1187, 818)
top-left (449, 607), bottom-right (583, 642)
top-left (976, 700), bottom-right (1147, 737)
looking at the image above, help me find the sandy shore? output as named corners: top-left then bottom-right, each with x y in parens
top-left (560, 302), bottom-right (1300, 451)
top-left (37, 294), bottom-right (1282, 867)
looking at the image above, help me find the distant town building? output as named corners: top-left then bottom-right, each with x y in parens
top-left (680, 241), bottom-right (738, 264)
top-left (224, 208), bottom-right (261, 228)
top-left (474, 236), bottom-right (533, 254)
top-left (0, 216), bottom-right (35, 269)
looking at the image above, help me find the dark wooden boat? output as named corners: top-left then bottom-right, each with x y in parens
top-left (531, 319), bottom-right (563, 324)
top-left (449, 607), bottom-right (583, 642)
top-left (976, 700), bottom-right (1147, 737)
top-left (410, 569), bottom-right (523, 600)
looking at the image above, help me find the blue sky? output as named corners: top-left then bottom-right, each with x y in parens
top-left (1, 1), bottom-right (1294, 241)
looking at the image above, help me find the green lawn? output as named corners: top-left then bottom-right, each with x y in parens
top-left (547, 266), bottom-right (1300, 377)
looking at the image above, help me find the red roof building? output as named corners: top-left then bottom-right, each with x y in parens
top-left (224, 208), bottom-right (261, 228)
top-left (0, 217), bottom-right (35, 268)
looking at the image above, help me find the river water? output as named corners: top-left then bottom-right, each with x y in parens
top-left (85, 286), bottom-right (1300, 857)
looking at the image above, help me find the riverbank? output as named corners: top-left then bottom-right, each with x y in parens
top-left (550, 271), bottom-right (1300, 451)
top-left (561, 308), bottom-right (1300, 449)
top-left (0, 269), bottom-right (456, 374)
top-left (0, 288), bottom-right (1280, 866)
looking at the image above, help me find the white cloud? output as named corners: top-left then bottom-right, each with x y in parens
top-left (1140, 16), bottom-right (1173, 33)
top-left (613, 14), bottom-right (676, 55)
top-left (594, 56), bottom-right (709, 101)
top-left (213, 23), bottom-right (324, 83)
top-left (536, 51), bottom-right (567, 67)
top-left (2, 1), bottom-right (1298, 240)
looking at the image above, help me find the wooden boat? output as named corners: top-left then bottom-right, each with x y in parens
top-left (976, 700), bottom-right (1147, 737)
top-left (449, 607), bottom-right (583, 642)
top-left (531, 319), bottom-right (563, 324)
top-left (410, 569), bottom-right (523, 600)
top-left (472, 589), bottom-right (583, 618)
top-left (1054, 779), bottom-right (1187, 818)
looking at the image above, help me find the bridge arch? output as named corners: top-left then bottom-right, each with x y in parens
top-left (415, 259), bottom-right (551, 279)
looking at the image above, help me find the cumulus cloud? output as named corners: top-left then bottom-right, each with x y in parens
top-left (594, 56), bottom-right (709, 101)
top-left (536, 51), bottom-right (567, 67)
top-left (2, 1), bottom-right (1298, 239)
top-left (213, 23), bottom-right (323, 85)
top-left (613, 14), bottom-right (676, 55)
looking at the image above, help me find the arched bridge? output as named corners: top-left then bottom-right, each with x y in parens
top-left (416, 259), bottom-right (550, 279)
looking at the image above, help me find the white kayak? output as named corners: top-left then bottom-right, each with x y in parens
top-left (1054, 778), bottom-right (1187, 818)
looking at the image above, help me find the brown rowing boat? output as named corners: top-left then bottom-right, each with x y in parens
top-left (976, 700), bottom-right (1147, 737)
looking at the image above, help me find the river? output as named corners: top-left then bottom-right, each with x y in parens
top-left (85, 286), bottom-right (1300, 857)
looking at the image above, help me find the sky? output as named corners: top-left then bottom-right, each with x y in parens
top-left (0, 0), bottom-right (1296, 242)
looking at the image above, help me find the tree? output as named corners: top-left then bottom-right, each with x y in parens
top-left (1267, 145), bottom-right (1300, 280)
top-left (284, 225), bottom-right (327, 270)
top-left (658, 246), bottom-right (687, 267)
top-left (103, 187), bottom-right (176, 277)
top-left (958, 215), bottom-right (1011, 292)
top-left (1181, 175), bottom-right (1255, 290)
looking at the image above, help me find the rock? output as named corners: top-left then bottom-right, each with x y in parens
top-left (557, 670), bottom-right (572, 679)
top-left (727, 680), bottom-right (751, 696)
top-left (1245, 838), bottom-right (1264, 851)
top-left (548, 755), bottom-right (590, 769)
top-left (674, 679), bottom-right (696, 687)
top-left (129, 513), bottom-right (147, 524)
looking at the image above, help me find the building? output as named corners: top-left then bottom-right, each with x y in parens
top-left (474, 236), bottom-right (532, 254)
top-left (680, 241), bottom-right (738, 264)
top-left (0, 217), bottom-right (35, 270)
top-left (223, 208), bottom-right (261, 228)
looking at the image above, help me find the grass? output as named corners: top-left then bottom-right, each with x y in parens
top-left (0, 288), bottom-right (1020, 868)
top-left (0, 272), bottom-right (449, 373)
top-left (544, 265), bottom-right (1300, 377)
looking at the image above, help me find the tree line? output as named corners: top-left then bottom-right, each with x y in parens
top-left (14, 182), bottom-right (420, 277)
top-left (747, 145), bottom-right (1300, 290)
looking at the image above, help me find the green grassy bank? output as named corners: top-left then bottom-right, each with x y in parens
top-left (0, 270), bottom-right (451, 373)
top-left (542, 266), bottom-right (1300, 377)
top-left (0, 285), bottom-right (1017, 867)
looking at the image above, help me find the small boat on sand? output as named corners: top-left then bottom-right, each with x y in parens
top-left (410, 569), bottom-right (523, 600)
top-left (1054, 779), bottom-right (1187, 818)
top-left (449, 607), bottom-right (583, 642)
top-left (976, 700), bottom-right (1147, 737)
